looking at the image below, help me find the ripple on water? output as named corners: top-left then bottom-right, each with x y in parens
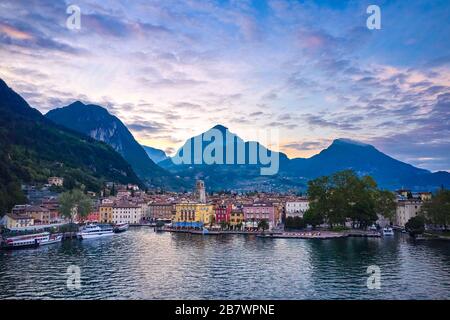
top-left (0, 229), bottom-right (449, 299)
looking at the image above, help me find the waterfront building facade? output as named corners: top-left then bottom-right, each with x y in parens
top-left (230, 209), bottom-right (244, 229)
top-left (3, 213), bottom-right (34, 229)
top-left (215, 204), bottom-right (232, 224)
top-left (242, 202), bottom-right (276, 229)
top-left (395, 199), bottom-right (423, 227)
top-left (148, 203), bottom-right (174, 221)
top-left (99, 204), bottom-right (113, 223)
top-left (285, 199), bottom-right (309, 218)
top-left (112, 203), bottom-right (143, 224)
top-left (173, 203), bottom-right (214, 226)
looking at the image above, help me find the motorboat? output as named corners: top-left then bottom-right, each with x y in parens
top-left (382, 227), bottom-right (394, 236)
top-left (113, 223), bottom-right (129, 233)
top-left (77, 224), bottom-right (114, 239)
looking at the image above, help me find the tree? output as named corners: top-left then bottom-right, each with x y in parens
top-left (303, 209), bottom-right (324, 228)
top-left (405, 215), bottom-right (425, 237)
top-left (220, 220), bottom-right (229, 230)
top-left (59, 189), bottom-right (92, 222)
top-left (285, 216), bottom-right (306, 230)
top-left (420, 190), bottom-right (450, 229)
top-left (258, 219), bottom-right (269, 232)
top-left (374, 190), bottom-right (397, 222)
top-left (306, 170), bottom-right (393, 229)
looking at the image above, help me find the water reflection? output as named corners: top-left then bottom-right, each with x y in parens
top-left (0, 228), bottom-right (449, 299)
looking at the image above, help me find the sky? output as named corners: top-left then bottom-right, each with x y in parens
top-left (0, 0), bottom-right (449, 172)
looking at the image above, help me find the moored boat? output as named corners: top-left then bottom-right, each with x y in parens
top-left (113, 223), bottom-right (129, 233)
top-left (383, 227), bottom-right (394, 236)
top-left (77, 224), bottom-right (114, 239)
top-left (1, 232), bottom-right (62, 250)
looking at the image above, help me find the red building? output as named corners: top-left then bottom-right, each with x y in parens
top-left (215, 204), bottom-right (232, 224)
top-left (85, 211), bottom-right (100, 223)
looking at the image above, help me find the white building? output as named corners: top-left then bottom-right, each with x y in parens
top-left (48, 177), bottom-right (64, 187)
top-left (395, 199), bottom-right (422, 227)
top-left (285, 200), bottom-right (310, 218)
top-left (112, 203), bottom-right (143, 224)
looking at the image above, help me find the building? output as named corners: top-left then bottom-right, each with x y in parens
top-left (147, 203), bottom-right (174, 221)
top-left (85, 211), bottom-right (100, 222)
top-left (243, 202), bottom-right (276, 229)
top-left (285, 199), bottom-right (309, 218)
top-left (99, 203), bottom-right (113, 223)
top-left (395, 199), bottom-right (423, 227)
top-left (3, 213), bottom-right (34, 229)
top-left (419, 192), bottom-right (432, 202)
top-left (173, 203), bottom-right (214, 227)
top-left (112, 203), bottom-right (143, 224)
top-left (196, 180), bottom-right (206, 204)
top-left (230, 209), bottom-right (244, 229)
top-left (48, 177), bottom-right (64, 187)
top-left (41, 197), bottom-right (60, 222)
top-left (12, 205), bottom-right (50, 225)
top-left (215, 204), bottom-right (232, 224)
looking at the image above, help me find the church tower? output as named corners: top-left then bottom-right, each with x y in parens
top-left (196, 180), bottom-right (206, 203)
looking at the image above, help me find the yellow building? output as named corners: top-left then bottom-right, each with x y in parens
top-left (230, 209), bottom-right (244, 228)
top-left (174, 203), bottom-right (214, 225)
top-left (4, 213), bottom-right (34, 230)
top-left (99, 204), bottom-right (113, 223)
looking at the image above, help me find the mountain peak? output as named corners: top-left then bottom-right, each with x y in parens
top-left (332, 138), bottom-right (370, 147)
top-left (68, 100), bottom-right (86, 108)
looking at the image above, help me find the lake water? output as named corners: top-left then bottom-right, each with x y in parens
top-left (1, 228), bottom-right (449, 299)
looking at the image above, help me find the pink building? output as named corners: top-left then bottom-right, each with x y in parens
top-left (215, 204), bottom-right (232, 224)
top-left (242, 202), bottom-right (276, 229)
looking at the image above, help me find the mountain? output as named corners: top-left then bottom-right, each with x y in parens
top-left (0, 79), bottom-right (142, 214)
top-left (46, 102), bottom-right (185, 190)
top-left (159, 125), bottom-right (297, 191)
top-left (160, 125), bottom-right (450, 192)
top-left (142, 145), bottom-right (168, 163)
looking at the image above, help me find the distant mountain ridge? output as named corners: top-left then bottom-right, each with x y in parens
top-left (46, 102), bottom-right (185, 190)
top-left (142, 145), bottom-right (168, 163)
top-left (159, 125), bottom-right (450, 192)
top-left (0, 78), bottom-right (142, 213)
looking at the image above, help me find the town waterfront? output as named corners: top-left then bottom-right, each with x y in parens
top-left (1, 228), bottom-right (449, 300)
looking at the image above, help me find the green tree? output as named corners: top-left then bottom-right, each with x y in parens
top-left (303, 209), bottom-right (324, 228)
top-left (258, 219), bottom-right (269, 232)
top-left (285, 216), bottom-right (306, 230)
top-left (374, 190), bottom-right (397, 222)
top-left (307, 170), bottom-right (393, 229)
top-left (59, 189), bottom-right (92, 222)
top-left (220, 220), bottom-right (229, 230)
top-left (420, 190), bottom-right (450, 229)
top-left (405, 215), bottom-right (425, 237)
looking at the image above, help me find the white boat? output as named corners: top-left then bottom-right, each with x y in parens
top-left (1, 232), bottom-right (62, 250)
top-left (114, 223), bottom-right (129, 233)
top-left (382, 227), bottom-right (394, 236)
top-left (369, 224), bottom-right (377, 231)
top-left (40, 233), bottom-right (63, 245)
top-left (77, 224), bottom-right (114, 239)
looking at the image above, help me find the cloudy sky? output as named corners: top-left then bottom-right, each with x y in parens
top-left (0, 0), bottom-right (449, 171)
